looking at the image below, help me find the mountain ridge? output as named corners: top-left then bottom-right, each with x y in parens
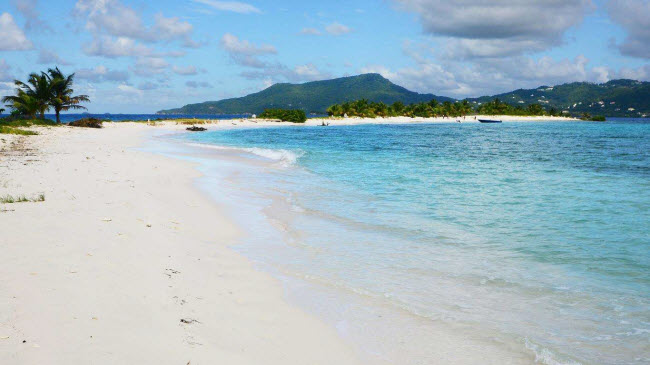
top-left (158, 74), bottom-right (650, 117)
top-left (157, 74), bottom-right (453, 115)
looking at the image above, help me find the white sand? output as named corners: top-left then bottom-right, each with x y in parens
top-left (0, 116), bottom-right (578, 364)
top-left (0, 123), bottom-right (363, 365)
top-left (148, 115), bottom-right (580, 129)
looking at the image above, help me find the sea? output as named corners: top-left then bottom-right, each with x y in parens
top-left (50, 113), bottom-right (251, 123)
top-left (155, 118), bottom-right (649, 364)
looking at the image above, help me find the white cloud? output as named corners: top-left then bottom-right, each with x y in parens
top-left (0, 12), bottom-right (33, 51)
top-left (117, 84), bottom-right (143, 96)
top-left (300, 27), bottom-right (322, 36)
top-left (219, 34), bottom-right (330, 83)
top-left (325, 22), bottom-right (352, 36)
top-left (607, 0), bottom-right (650, 59)
top-left (151, 13), bottom-right (196, 46)
top-left (360, 42), bottom-right (626, 97)
top-left (37, 49), bottom-right (71, 65)
top-left (76, 65), bottom-right (129, 82)
top-left (394, 0), bottom-right (592, 56)
top-left (191, 0), bottom-right (261, 14)
top-left (75, 0), bottom-right (145, 39)
top-left (83, 36), bottom-right (153, 58)
top-left (172, 65), bottom-right (198, 75)
top-left (133, 57), bottom-right (169, 76)
top-left (74, 0), bottom-right (198, 46)
top-left (220, 33), bottom-right (277, 68)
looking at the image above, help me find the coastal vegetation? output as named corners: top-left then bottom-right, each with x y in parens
top-left (326, 98), bottom-right (557, 118)
top-left (259, 108), bottom-right (307, 123)
top-left (0, 117), bottom-right (57, 135)
top-left (68, 117), bottom-right (104, 128)
top-left (0, 194), bottom-right (45, 204)
top-left (1, 67), bottom-right (89, 128)
top-left (580, 113), bottom-right (607, 121)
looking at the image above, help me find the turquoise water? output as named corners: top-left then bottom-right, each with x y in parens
top-left (180, 120), bottom-right (649, 364)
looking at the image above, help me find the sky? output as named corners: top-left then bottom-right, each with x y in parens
top-left (0, 0), bottom-right (649, 113)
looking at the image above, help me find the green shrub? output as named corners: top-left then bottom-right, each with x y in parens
top-left (259, 109), bottom-right (307, 123)
top-left (68, 117), bottom-right (104, 128)
top-left (590, 115), bottom-right (606, 121)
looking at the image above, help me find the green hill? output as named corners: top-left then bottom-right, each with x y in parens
top-left (159, 74), bottom-right (650, 117)
top-left (467, 79), bottom-right (650, 117)
top-left (157, 73), bottom-right (453, 115)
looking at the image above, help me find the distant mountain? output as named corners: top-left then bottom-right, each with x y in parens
top-left (159, 74), bottom-right (649, 117)
top-left (157, 73), bottom-right (454, 115)
top-left (467, 79), bottom-right (650, 117)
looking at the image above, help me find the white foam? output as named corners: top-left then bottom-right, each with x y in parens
top-left (187, 142), bottom-right (302, 166)
top-left (525, 338), bottom-right (582, 365)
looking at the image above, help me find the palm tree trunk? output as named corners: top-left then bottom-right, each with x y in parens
top-left (56, 109), bottom-right (61, 124)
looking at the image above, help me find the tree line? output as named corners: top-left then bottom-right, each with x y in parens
top-left (1, 68), bottom-right (89, 124)
top-left (326, 98), bottom-right (563, 118)
top-left (259, 108), bottom-right (307, 123)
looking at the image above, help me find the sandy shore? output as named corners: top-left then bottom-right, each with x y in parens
top-left (0, 123), bottom-right (363, 364)
top-left (143, 114), bottom-right (580, 129)
top-left (0, 116), bottom-right (583, 364)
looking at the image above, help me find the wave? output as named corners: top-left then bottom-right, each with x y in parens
top-left (525, 338), bottom-right (582, 365)
top-left (186, 142), bottom-right (303, 166)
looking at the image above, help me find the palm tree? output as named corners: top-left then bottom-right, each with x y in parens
top-left (0, 108), bottom-right (5, 115)
top-left (11, 72), bottom-right (54, 119)
top-left (48, 67), bottom-right (89, 124)
top-left (2, 90), bottom-right (41, 119)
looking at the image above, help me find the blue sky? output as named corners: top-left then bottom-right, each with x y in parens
top-left (0, 0), bottom-right (648, 113)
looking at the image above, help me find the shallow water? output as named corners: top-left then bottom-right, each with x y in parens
top-left (177, 119), bottom-right (650, 364)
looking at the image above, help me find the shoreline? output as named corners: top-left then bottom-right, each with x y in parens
top-left (150, 126), bottom-right (542, 364)
top-left (141, 115), bottom-right (581, 129)
top-left (0, 124), bottom-right (363, 364)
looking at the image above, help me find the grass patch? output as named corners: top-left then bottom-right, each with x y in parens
top-left (0, 126), bottom-right (38, 135)
top-left (0, 194), bottom-right (45, 204)
top-left (0, 118), bottom-right (57, 128)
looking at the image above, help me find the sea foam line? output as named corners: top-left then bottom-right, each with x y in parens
top-left (186, 142), bottom-right (303, 166)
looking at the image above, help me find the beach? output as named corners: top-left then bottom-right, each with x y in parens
top-left (1, 117), bottom-right (647, 365)
top-left (0, 123), bottom-right (363, 364)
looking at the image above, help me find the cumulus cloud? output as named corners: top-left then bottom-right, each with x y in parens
top-left (186, 80), bottom-right (212, 88)
top-left (117, 84), bottom-right (143, 96)
top-left (220, 33), bottom-right (277, 68)
top-left (133, 57), bottom-right (169, 76)
top-left (240, 63), bottom-right (330, 83)
top-left (173, 65), bottom-right (198, 75)
top-left (394, 0), bottom-right (592, 57)
top-left (76, 65), bottom-right (129, 82)
top-left (74, 0), bottom-right (198, 47)
top-left (607, 0), bottom-right (650, 59)
top-left (0, 12), bottom-right (33, 51)
top-left (83, 36), bottom-right (153, 58)
top-left (191, 0), bottom-right (261, 14)
top-left (360, 41), bottom-right (626, 97)
top-left (219, 34), bottom-right (330, 83)
top-left (37, 49), bottom-right (71, 65)
top-left (325, 22), bottom-right (352, 36)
